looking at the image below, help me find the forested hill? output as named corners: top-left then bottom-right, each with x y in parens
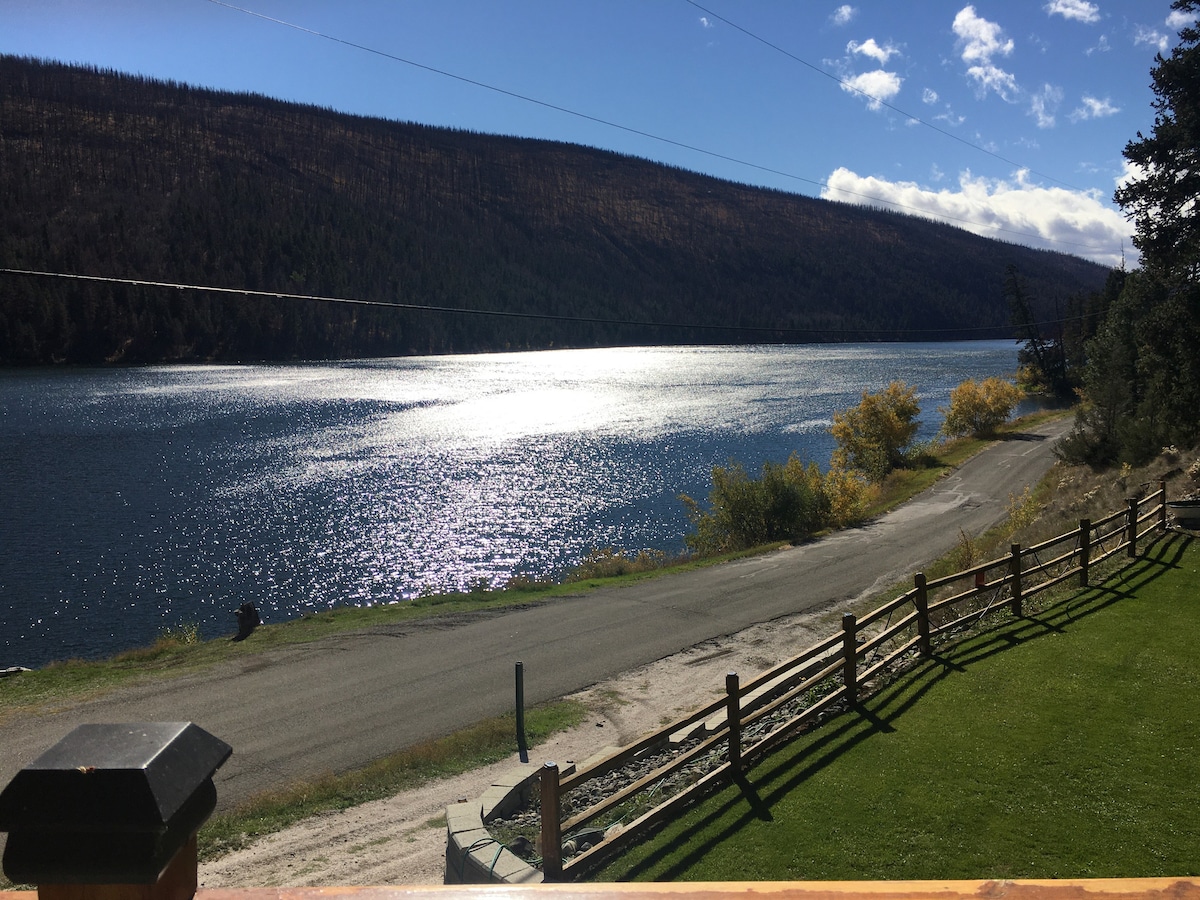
top-left (0, 55), bottom-right (1111, 365)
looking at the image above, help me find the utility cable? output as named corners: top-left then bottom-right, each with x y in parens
top-left (0, 266), bottom-right (1098, 338)
top-left (204, 1), bottom-right (1116, 256)
top-left (684, 0), bottom-right (1089, 193)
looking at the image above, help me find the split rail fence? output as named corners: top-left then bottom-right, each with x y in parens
top-left (537, 481), bottom-right (1171, 880)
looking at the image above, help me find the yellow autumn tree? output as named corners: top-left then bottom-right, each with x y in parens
top-left (940, 377), bottom-right (1024, 438)
top-left (830, 381), bottom-right (921, 482)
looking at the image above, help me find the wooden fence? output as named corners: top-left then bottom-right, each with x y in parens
top-left (537, 482), bottom-right (1170, 880)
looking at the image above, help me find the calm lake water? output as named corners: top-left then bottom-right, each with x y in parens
top-left (1, 342), bottom-right (1030, 668)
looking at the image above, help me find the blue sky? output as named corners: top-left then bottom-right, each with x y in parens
top-left (3, 1), bottom-right (1194, 268)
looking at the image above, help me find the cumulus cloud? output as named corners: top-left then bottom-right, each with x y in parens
top-left (954, 6), bottom-right (1020, 100)
top-left (699, 16), bottom-right (713, 29)
top-left (1134, 25), bottom-right (1170, 53)
top-left (966, 63), bottom-right (1020, 101)
top-left (1070, 95), bottom-right (1120, 121)
top-left (1167, 9), bottom-right (1196, 30)
top-left (1116, 158), bottom-right (1146, 194)
top-left (954, 6), bottom-right (1014, 63)
top-left (831, 5), bottom-right (857, 26)
top-left (1029, 84), bottom-right (1063, 128)
top-left (820, 166), bottom-right (1134, 268)
top-left (848, 38), bottom-right (900, 65)
top-left (841, 70), bottom-right (903, 109)
top-left (922, 88), bottom-right (939, 105)
top-left (1044, 0), bottom-right (1101, 24)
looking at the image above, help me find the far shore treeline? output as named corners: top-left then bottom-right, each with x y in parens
top-left (0, 54), bottom-right (1111, 366)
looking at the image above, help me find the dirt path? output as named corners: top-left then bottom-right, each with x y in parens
top-left (197, 605), bottom-right (840, 887)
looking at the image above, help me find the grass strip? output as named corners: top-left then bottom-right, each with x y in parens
top-left (198, 700), bottom-right (587, 861)
top-left (597, 533), bottom-right (1200, 881)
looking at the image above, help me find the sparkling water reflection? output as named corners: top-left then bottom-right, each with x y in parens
top-left (1, 342), bottom-right (1029, 667)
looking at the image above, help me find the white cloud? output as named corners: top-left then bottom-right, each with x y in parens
top-left (841, 70), bottom-right (903, 110)
top-left (1070, 95), bottom-right (1120, 121)
top-left (966, 64), bottom-right (1020, 101)
top-left (831, 5), bottom-right (857, 26)
top-left (1116, 158), bottom-right (1146, 194)
top-left (1134, 25), bottom-right (1169, 53)
top-left (954, 6), bottom-right (1020, 100)
top-left (848, 38), bottom-right (900, 65)
top-left (820, 166), bottom-right (1134, 268)
top-left (922, 88), bottom-right (939, 105)
top-left (1044, 0), bottom-right (1101, 24)
top-left (1029, 84), bottom-right (1064, 128)
top-left (1086, 34), bottom-right (1111, 55)
top-left (1166, 9), bottom-right (1196, 30)
top-left (699, 16), bottom-right (713, 29)
top-left (954, 6), bottom-right (1014, 64)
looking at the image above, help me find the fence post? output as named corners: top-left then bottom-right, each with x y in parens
top-left (726, 672), bottom-right (742, 775)
top-left (540, 762), bottom-right (562, 881)
top-left (1009, 543), bottom-right (1023, 617)
top-left (516, 661), bottom-right (528, 764)
top-left (842, 612), bottom-right (858, 706)
top-left (1160, 480), bottom-right (1168, 530)
top-left (1079, 519), bottom-right (1091, 587)
top-left (913, 572), bottom-right (931, 656)
top-left (0, 723), bottom-right (230, 900)
top-left (1127, 497), bottom-right (1139, 558)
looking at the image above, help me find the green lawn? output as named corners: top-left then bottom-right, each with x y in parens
top-left (598, 532), bottom-right (1200, 882)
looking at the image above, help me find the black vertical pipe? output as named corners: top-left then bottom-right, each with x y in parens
top-left (516, 661), bottom-right (529, 763)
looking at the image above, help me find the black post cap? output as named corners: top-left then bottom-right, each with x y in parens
top-left (0, 723), bottom-right (232, 884)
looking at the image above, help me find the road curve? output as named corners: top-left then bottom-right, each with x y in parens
top-left (0, 418), bottom-right (1071, 810)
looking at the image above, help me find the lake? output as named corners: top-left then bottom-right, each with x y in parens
top-left (1, 341), bottom-right (1031, 668)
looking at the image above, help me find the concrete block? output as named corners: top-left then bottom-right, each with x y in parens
top-left (445, 802), bottom-right (485, 837)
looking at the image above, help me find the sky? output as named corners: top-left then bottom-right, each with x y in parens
top-left (2, 0), bottom-right (1194, 269)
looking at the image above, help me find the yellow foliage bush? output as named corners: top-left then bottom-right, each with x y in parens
top-left (830, 381), bottom-right (921, 481)
top-left (940, 376), bottom-right (1023, 439)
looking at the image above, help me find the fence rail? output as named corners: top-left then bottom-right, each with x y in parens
top-left (536, 482), bottom-right (1172, 880)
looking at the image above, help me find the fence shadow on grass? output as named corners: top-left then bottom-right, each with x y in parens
top-left (611, 530), bottom-right (1193, 882)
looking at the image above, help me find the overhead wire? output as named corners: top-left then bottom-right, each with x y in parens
top-left (205, 0), bottom-right (1116, 257)
top-left (0, 267), bottom-right (1101, 339)
top-left (683, 0), bottom-right (1090, 193)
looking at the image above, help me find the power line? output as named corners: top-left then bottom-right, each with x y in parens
top-left (684, 0), bottom-right (1089, 194)
top-left (0, 267), bottom-right (1094, 339)
top-left (205, 1), bottom-right (1114, 256)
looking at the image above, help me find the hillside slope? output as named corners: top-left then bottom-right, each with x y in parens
top-left (0, 55), bottom-right (1111, 364)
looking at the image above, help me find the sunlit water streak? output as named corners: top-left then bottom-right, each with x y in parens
top-left (0, 342), bottom-right (1032, 667)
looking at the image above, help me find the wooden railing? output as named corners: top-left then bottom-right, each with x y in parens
top-left (538, 483), bottom-right (1170, 880)
top-left (7, 877), bottom-right (1200, 900)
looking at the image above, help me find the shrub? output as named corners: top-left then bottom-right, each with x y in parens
top-left (831, 381), bottom-right (920, 481)
top-left (940, 377), bottom-right (1024, 438)
top-left (682, 454), bottom-right (870, 555)
top-left (567, 548), bottom-right (668, 581)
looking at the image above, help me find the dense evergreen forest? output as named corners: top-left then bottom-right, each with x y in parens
top-left (0, 54), bottom-right (1112, 365)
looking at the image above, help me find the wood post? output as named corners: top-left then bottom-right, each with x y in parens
top-left (539, 762), bottom-right (562, 881)
top-left (37, 836), bottom-right (198, 900)
top-left (913, 573), bottom-right (930, 656)
top-left (1079, 519), bottom-right (1091, 587)
top-left (515, 662), bottom-right (528, 764)
top-left (1009, 544), bottom-right (1023, 617)
top-left (842, 612), bottom-right (858, 706)
top-left (726, 672), bottom-right (741, 775)
top-left (1159, 480), bottom-right (1168, 530)
top-left (1127, 498), bottom-right (1139, 558)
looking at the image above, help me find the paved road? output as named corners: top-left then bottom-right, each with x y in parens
top-left (0, 418), bottom-right (1070, 810)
